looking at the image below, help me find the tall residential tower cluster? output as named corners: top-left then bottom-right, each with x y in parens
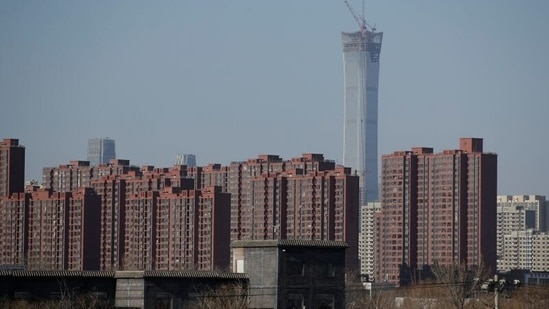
top-left (496, 195), bottom-right (549, 272)
top-left (377, 138), bottom-right (497, 285)
top-left (0, 141), bottom-right (360, 271)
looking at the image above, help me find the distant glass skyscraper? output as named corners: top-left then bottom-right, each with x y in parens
top-left (175, 153), bottom-right (196, 167)
top-left (87, 138), bottom-right (116, 166)
top-left (342, 28), bottom-right (382, 204)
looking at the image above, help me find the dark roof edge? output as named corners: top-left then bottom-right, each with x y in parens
top-left (0, 270), bottom-right (115, 277)
top-left (0, 270), bottom-right (248, 280)
top-left (144, 270), bottom-right (248, 279)
top-left (231, 239), bottom-right (349, 249)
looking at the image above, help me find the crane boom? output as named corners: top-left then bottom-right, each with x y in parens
top-left (344, 0), bottom-right (375, 33)
top-left (344, 0), bottom-right (365, 31)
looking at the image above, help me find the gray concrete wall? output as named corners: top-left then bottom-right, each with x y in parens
top-left (244, 247), bottom-right (279, 309)
top-left (115, 271), bottom-right (145, 308)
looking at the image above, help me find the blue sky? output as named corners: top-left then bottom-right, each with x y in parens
top-left (1, 1), bottom-right (548, 196)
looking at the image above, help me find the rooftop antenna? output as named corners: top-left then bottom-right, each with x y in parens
top-left (344, 0), bottom-right (376, 35)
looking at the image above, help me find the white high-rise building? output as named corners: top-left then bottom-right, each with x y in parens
top-left (359, 201), bottom-right (380, 280)
top-left (499, 229), bottom-right (549, 272)
top-left (342, 26), bottom-right (382, 204)
top-left (497, 195), bottom-right (548, 231)
top-left (496, 195), bottom-right (548, 271)
top-left (496, 203), bottom-right (536, 258)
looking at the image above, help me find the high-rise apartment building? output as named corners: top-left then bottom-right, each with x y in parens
top-left (499, 229), bottom-right (549, 272)
top-left (0, 138), bottom-right (26, 268)
top-left (155, 186), bottom-right (230, 271)
top-left (359, 201), bottom-right (380, 280)
top-left (0, 192), bottom-right (29, 266)
top-left (0, 138), bottom-right (25, 197)
top-left (124, 190), bottom-right (159, 270)
top-left (378, 138), bottom-right (497, 285)
top-left (497, 195), bottom-right (547, 232)
top-left (214, 154), bottom-right (360, 268)
top-left (92, 175), bottom-right (127, 270)
top-left (174, 153), bottom-right (359, 268)
top-left (26, 188), bottom-right (101, 270)
top-left (378, 149), bottom-right (419, 285)
top-left (40, 158), bottom-right (227, 271)
top-left (87, 138), bottom-right (116, 166)
top-left (42, 160), bottom-right (93, 192)
top-left (0, 138), bottom-right (28, 265)
top-left (496, 199), bottom-right (536, 261)
top-left (342, 26), bottom-right (382, 204)
top-left (87, 160), bottom-right (228, 271)
top-left (496, 195), bottom-right (547, 271)
top-left (66, 188), bottom-right (101, 270)
top-left (127, 183), bottom-right (230, 271)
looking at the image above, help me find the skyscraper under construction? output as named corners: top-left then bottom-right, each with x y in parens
top-left (342, 2), bottom-right (383, 204)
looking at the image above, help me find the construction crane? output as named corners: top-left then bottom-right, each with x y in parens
top-left (344, 0), bottom-right (376, 34)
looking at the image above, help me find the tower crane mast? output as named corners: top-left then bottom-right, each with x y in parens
top-left (344, 0), bottom-right (376, 34)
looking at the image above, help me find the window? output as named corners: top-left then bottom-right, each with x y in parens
top-left (320, 263), bottom-right (335, 277)
top-left (287, 261), bottom-right (305, 276)
top-left (236, 259), bottom-right (244, 273)
top-left (287, 294), bottom-right (303, 309)
top-left (317, 294), bottom-right (334, 309)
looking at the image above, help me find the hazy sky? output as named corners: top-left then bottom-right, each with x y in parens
top-left (1, 1), bottom-right (548, 196)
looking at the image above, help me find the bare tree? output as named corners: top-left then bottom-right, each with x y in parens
top-left (186, 282), bottom-right (250, 309)
top-left (350, 288), bottom-right (399, 309)
top-left (0, 293), bottom-right (111, 309)
top-left (397, 285), bottom-right (445, 309)
top-left (430, 262), bottom-right (490, 309)
top-left (344, 274), bottom-right (398, 309)
top-left (46, 279), bottom-right (112, 309)
top-left (503, 285), bottom-right (549, 309)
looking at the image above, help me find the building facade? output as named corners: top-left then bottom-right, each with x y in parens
top-left (232, 240), bottom-right (347, 309)
top-left (378, 150), bottom-right (418, 285)
top-left (499, 229), bottom-right (535, 272)
top-left (497, 195), bottom-right (547, 232)
top-left (214, 154), bottom-right (360, 269)
top-left (87, 138), bottom-right (116, 166)
top-left (496, 200), bottom-right (536, 260)
top-left (25, 188), bottom-right (101, 270)
top-left (496, 195), bottom-right (547, 271)
top-left (342, 28), bottom-right (383, 204)
top-left (155, 187), bottom-right (231, 271)
top-left (42, 160), bottom-right (93, 192)
top-left (378, 138), bottom-right (497, 285)
top-left (0, 192), bottom-right (29, 266)
top-left (499, 229), bottom-right (549, 272)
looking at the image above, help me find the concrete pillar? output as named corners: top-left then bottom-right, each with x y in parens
top-left (115, 271), bottom-right (145, 308)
